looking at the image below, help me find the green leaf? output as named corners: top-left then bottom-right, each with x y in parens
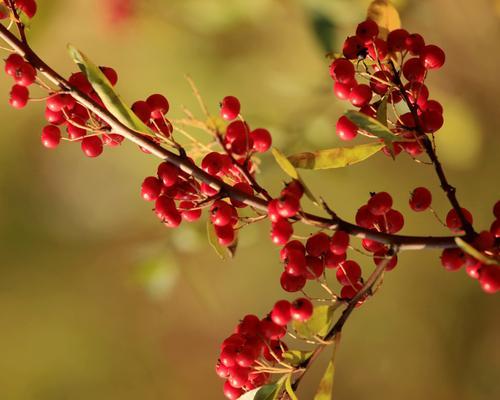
top-left (67, 45), bottom-right (153, 136)
top-left (288, 142), bottom-right (384, 170)
top-left (455, 238), bottom-right (499, 266)
top-left (313, 335), bottom-right (340, 400)
top-left (272, 147), bottom-right (319, 206)
top-left (243, 376), bottom-right (286, 400)
top-left (285, 375), bottom-right (299, 400)
top-left (367, 0), bottom-right (401, 40)
top-left (308, 10), bottom-right (336, 53)
top-left (376, 96), bottom-right (389, 126)
top-left (282, 350), bottom-right (314, 367)
top-left (207, 220), bottom-right (231, 260)
top-left (292, 305), bottom-right (336, 339)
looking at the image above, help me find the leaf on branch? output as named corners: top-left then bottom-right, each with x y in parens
top-left (272, 147), bottom-right (319, 206)
top-left (67, 45), bottom-right (153, 136)
top-left (292, 305), bottom-right (336, 340)
top-left (313, 335), bottom-right (340, 400)
top-left (308, 9), bottom-right (336, 54)
top-left (287, 142), bottom-right (384, 170)
top-left (207, 220), bottom-right (233, 260)
top-left (376, 96), bottom-right (389, 126)
top-left (367, 0), bottom-right (401, 40)
top-left (345, 110), bottom-right (400, 158)
top-left (239, 376), bottom-right (286, 400)
top-left (455, 238), bottom-right (499, 266)
top-left (282, 350), bottom-right (315, 367)
top-left (285, 374), bottom-right (299, 400)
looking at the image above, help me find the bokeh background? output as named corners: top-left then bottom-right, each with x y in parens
top-left (1, 0), bottom-right (499, 399)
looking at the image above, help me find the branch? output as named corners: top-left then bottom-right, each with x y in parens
top-left (0, 23), bottom-right (467, 251)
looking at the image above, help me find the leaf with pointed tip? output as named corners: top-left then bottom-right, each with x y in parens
top-left (367, 0), bottom-right (401, 40)
top-left (285, 375), bottom-right (299, 400)
top-left (288, 142), bottom-right (384, 170)
top-left (67, 45), bottom-right (153, 136)
top-left (282, 350), bottom-right (315, 367)
top-left (272, 147), bottom-right (319, 206)
top-left (376, 96), bottom-right (389, 126)
top-left (313, 358), bottom-right (335, 400)
top-left (292, 305), bottom-right (336, 340)
top-left (455, 238), bottom-right (499, 266)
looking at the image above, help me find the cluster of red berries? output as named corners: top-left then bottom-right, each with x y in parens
top-left (5, 53), bottom-right (36, 108)
top-left (0, 0), bottom-right (37, 19)
top-left (216, 297), bottom-right (313, 399)
top-left (440, 201), bottom-right (500, 293)
top-left (331, 19), bottom-right (445, 157)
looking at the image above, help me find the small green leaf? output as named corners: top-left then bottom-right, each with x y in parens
top-left (313, 335), bottom-right (340, 400)
top-left (308, 10), bottom-right (336, 53)
top-left (272, 147), bottom-right (319, 206)
top-left (207, 220), bottom-right (231, 260)
top-left (285, 375), bottom-right (299, 400)
top-left (282, 350), bottom-right (314, 367)
top-left (376, 96), bottom-right (389, 126)
top-left (292, 305), bottom-right (336, 339)
top-left (288, 142), bottom-right (384, 170)
top-left (67, 45), bottom-right (153, 136)
top-left (455, 238), bottom-right (499, 266)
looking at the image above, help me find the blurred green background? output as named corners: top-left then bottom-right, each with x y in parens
top-left (1, 0), bottom-right (499, 399)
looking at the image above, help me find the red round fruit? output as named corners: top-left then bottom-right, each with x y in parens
top-left (420, 45), bottom-right (445, 70)
top-left (271, 300), bottom-right (292, 326)
top-left (329, 58), bottom-right (355, 84)
top-left (220, 96), bottom-right (241, 121)
top-left (9, 84), bottom-right (29, 109)
top-left (479, 266), bottom-right (500, 294)
top-left (405, 33), bottom-right (425, 55)
top-left (306, 232), bottom-right (330, 257)
top-left (81, 136), bottom-right (103, 157)
top-left (421, 110), bottom-right (444, 133)
top-left (387, 29), bottom-right (409, 52)
top-left (367, 192), bottom-right (393, 216)
top-left (440, 248), bottom-right (465, 271)
top-left (141, 176), bottom-right (162, 201)
top-left (343, 36), bottom-right (365, 59)
top-left (330, 231), bottom-right (349, 255)
top-left (146, 94), bottom-right (169, 119)
top-left (271, 219), bottom-right (293, 245)
top-left (290, 298), bottom-right (313, 322)
top-left (250, 128), bottom-right (272, 153)
top-left (409, 187), bottom-right (432, 212)
top-left (445, 208), bottom-right (473, 232)
top-left (336, 116), bottom-right (358, 141)
top-left (336, 260), bottom-right (362, 286)
top-left (402, 58), bottom-right (426, 82)
top-left (41, 125), bottom-right (61, 149)
top-left (280, 272), bottom-right (306, 292)
top-left (349, 84), bottom-right (373, 107)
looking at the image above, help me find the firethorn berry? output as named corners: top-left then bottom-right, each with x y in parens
top-left (445, 208), bottom-right (473, 232)
top-left (40, 125), bottom-right (61, 149)
top-left (260, 316), bottom-right (286, 340)
top-left (409, 187), bottom-right (432, 212)
top-left (99, 66), bottom-right (118, 86)
top-left (281, 180), bottom-right (304, 199)
top-left (440, 248), bottom-right (465, 271)
top-left (422, 99), bottom-right (444, 116)
top-left (131, 100), bottom-right (151, 123)
top-left (14, 62), bottom-right (36, 86)
top-left (333, 80), bottom-right (356, 100)
top-left (340, 284), bottom-right (361, 300)
top-left (45, 108), bottom-right (66, 125)
top-left (336, 260), bottom-right (362, 286)
top-left (280, 240), bottom-right (305, 261)
top-left (68, 72), bottom-right (92, 94)
top-left (473, 231), bottom-right (495, 252)
top-left (17, 0), bottom-right (37, 18)
top-left (349, 84), bottom-right (372, 107)
top-left (324, 251), bottom-right (346, 269)
top-left (490, 219), bottom-right (500, 238)
top-left (216, 362), bottom-right (230, 379)
top-left (271, 300), bottom-right (292, 326)
top-left (373, 250), bottom-right (398, 271)
top-left (230, 182), bottom-right (253, 208)
top-left (211, 201), bottom-right (236, 227)
top-left (4, 54), bottom-right (25, 77)
top-left (276, 194), bottom-right (300, 218)
top-left (367, 38), bottom-right (388, 61)
top-left (202, 152), bottom-right (229, 176)
top-left (280, 271), bottom-right (306, 292)
top-left (479, 266), bottom-right (500, 294)
top-left (493, 200), bottom-right (500, 219)
top-left (249, 128), bottom-right (272, 153)
top-left (405, 82), bottom-right (429, 107)
top-left (9, 84), bottom-right (29, 109)
top-left (304, 255), bottom-right (325, 279)
top-left (290, 298), bottom-right (313, 322)
top-left (403, 58), bottom-right (426, 82)
top-left (343, 36), bottom-right (366, 59)
top-left (329, 58), bottom-right (355, 84)
top-left (267, 199), bottom-right (281, 223)
top-left (420, 45), bottom-right (445, 70)
top-left (215, 224), bottom-right (235, 246)
top-left (306, 232), bottom-right (330, 257)
top-left (387, 29), bottom-right (409, 52)
top-left (330, 231), bottom-right (349, 255)
top-left (336, 116), bottom-right (358, 141)
top-left (405, 33), bottom-right (425, 55)
top-left (384, 209), bottom-right (405, 234)
top-left (284, 251), bottom-right (307, 277)
top-left (356, 205), bottom-right (377, 229)
top-left (81, 136), bottom-right (103, 157)
top-left (225, 120), bottom-right (248, 144)
top-left (223, 380), bottom-right (243, 399)
top-left (46, 93), bottom-right (75, 112)
top-left (368, 192), bottom-right (393, 216)
top-left (140, 176), bottom-right (162, 201)
top-left (356, 19), bottom-right (379, 41)
top-left (271, 219), bottom-right (293, 246)
top-left (145, 94), bottom-right (169, 119)
top-left (362, 238), bottom-right (385, 253)
top-left (157, 162), bottom-right (179, 187)
top-left (370, 70), bottom-right (392, 95)
top-left (220, 96), bottom-right (241, 121)
top-left (102, 133), bottom-right (124, 147)
top-left (421, 110), bottom-right (444, 133)
top-left (466, 262), bottom-right (482, 280)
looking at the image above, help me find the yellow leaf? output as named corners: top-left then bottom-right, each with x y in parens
top-left (367, 0), bottom-right (401, 39)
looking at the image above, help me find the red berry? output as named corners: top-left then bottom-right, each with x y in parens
top-left (202, 152), bottom-right (229, 176)
top-left (290, 298), bottom-right (313, 322)
top-left (493, 201), bottom-right (500, 219)
top-left (330, 231), bottom-right (349, 255)
top-left (336, 260), bottom-right (362, 286)
top-left (250, 128), bottom-right (272, 153)
top-left (271, 300), bottom-right (292, 326)
top-left (9, 84), bottom-right (29, 109)
top-left (17, 0), bottom-right (37, 18)
top-left (220, 96), bottom-right (241, 121)
top-left (146, 94), bottom-right (169, 119)
top-left (479, 266), bottom-right (500, 294)
top-left (367, 38), bottom-right (388, 61)
top-left (225, 121), bottom-right (249, 143)
top-left (336, 116), bottom-right (358, 141)
top-left (490, 219), bottom-right (500, 238)
top-left (280, 240), bottom-right (305, 261)
top-left (420, 45), bottom-right (445, 70)
top-left (230, 182), bottom-right (254, 208)
top-left (370, 70), bottom-right (392, 95)
top-left (215, 224), bottom-right (236, 246)
top-left (46, 93), bottom-right (75, 112)
top-left (440, 248), bottom-right (465, 271)
top-left (333, 79), bottom-right (356, 100)
top-left (409, 187), bottom-right (432, 212)
top-left (276, 194), bottom-right (300, 218)
top-left (141, 176), bottom-right (162, 201)
top-left (271, 219), bottom-right (293, 246)
top-left (324, 252), bottom-right (346, 269)
top-left (157, 162), bottom-right (179, 187)
top-left (179, 201), bottom-right (202, 222)
top-left (304, 255), bottom-right (325, 279)
top-left (280, 271), bottom-right (306, 292)
top-left (387, 29), bottom-right (409, 52)
top-left (267, 199), bottom-right (281, 223)
top-left (445, 208), bottom-right (473, 232)
top-left (41, 125), bottom-right (61, 149)
top-left (421, 110), bottom-right (444, 133)
top-left (44, 108), bottom-right (66, 125)
top-left (81, 136), bottom-right (103, 157)
top-left (131, 100), bottom-right (152, 123)
top-left (373, 250), bottom-right (398, 271)
top-left (69, 72), bottom-right (92, 94)
top-left (99, 66), bottom-right (118, 86)
top-left (216, 361), bottom-right (230, 378)
top-left (14, 62), bottom-right (36, 86)
top-left (405, 33), bottom-right (425, 55)
top-left (329, 58), bottom-right (355, 84)
top-left (402, 58), bottom-right (426, 82)
top-left (367, 192), bottom-right (393, 216)
top-left (102, 133), bottom-right (124, 147)
top-left (362, 238), bottom-right (385, 253)
top-left (211, 200), bottom-right (237, 227)
top-left (356, 205), bottom-right (376, 228)
top-left (223, 380), bottom-right (244, 399)
top-left (349, 84), bottom-right (372, 107)
top-left (306, 232), bottom-right (330, 257)
top-left (4, 54), bottom-right (24, 76)
top-left (67, 121), bottom-right (87, 140)
top-left (384, 209), bottom-right (405, 233)
top-left (466, 262), bottom-right (482, 280)
top-left (356, 19), bottom-right (379, 40)
top-left (473, 231), bottom-right (495, 252)
top-left (343, 36), bottom-right (366, 59)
